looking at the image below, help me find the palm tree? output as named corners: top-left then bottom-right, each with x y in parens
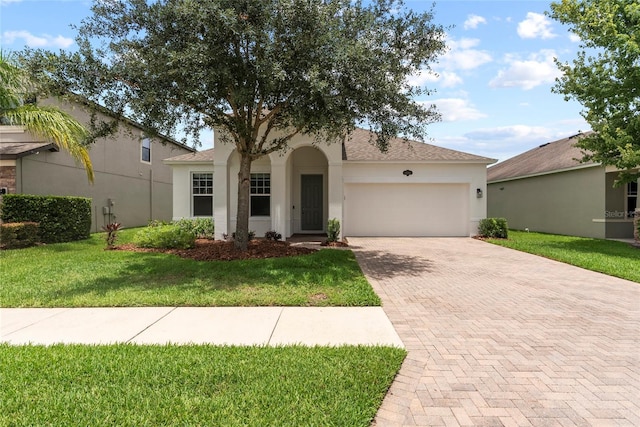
top-left (0, 51), bottom-right (94, 182)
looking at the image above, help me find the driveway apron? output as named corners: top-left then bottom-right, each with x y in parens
top-left (349, 237), bottom-right (640, 427)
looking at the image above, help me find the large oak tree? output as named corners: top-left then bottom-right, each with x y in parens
top-left (549, 0), bottom-right (640, 184)
top-left (24, 0), bottom-right (447, 249)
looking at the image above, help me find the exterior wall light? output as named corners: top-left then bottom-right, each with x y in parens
top-left (403, 169), bottom-right (413, 176)
top-left (476, 188), bottom-right (483, 198)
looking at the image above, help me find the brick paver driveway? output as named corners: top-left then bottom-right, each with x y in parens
top-left (349, 237), bottom-right (640, 427)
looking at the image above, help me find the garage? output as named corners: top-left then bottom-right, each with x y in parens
top-left (344, 183), bottom-right (470, 237)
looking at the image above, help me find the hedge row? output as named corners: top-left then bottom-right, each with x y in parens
top-left (0, 222), bottom-right (39, 249)
top-left (1, 194), bottom-right (91, 243)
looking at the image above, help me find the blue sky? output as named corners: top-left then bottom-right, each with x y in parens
top-left (1, 0), bottom-right (589, 162)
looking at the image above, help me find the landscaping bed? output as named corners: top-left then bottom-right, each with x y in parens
top-left (115, 238), bottom-right (316, 261)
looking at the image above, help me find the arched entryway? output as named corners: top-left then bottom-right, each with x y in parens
top-left (288, 146), bottom-right (329, 234)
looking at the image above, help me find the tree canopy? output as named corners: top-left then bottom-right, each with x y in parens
top-left (23, 0), bottom-right (447, 249)
top-left (549, 0), bottom-right (640, 184)
top-left (1, 51), bottom-right (94, 182)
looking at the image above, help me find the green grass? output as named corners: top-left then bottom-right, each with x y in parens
top-left (0, 229), bottom-right (380, 307)
top-left (0, 344), bottom-right (405, 426)
top-left (487, 230), bottom-right (640, 283)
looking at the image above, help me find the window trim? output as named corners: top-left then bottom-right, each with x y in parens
top-left (141, 138), bottom-right (151, 164)
top-left (191, 172), bottom-right (213, 217)
top-left (250, 172), bottom-right (271, 217)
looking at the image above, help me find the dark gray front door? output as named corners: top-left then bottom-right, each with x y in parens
top-left (301, 174), bottom-right (323, 230)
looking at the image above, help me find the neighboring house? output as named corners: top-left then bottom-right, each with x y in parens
top-left (487, 133), bottom-right (639, 239)
top-left (0, 99), bottom-right (194, 232)
top-left (164, 127), bottom-right (496, 239)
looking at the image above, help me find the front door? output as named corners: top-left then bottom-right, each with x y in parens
top-left (301, 174), bottom-right (323, 231)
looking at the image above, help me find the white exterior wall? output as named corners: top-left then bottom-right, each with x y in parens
top-left (343, 162), bottom-right (488, 236)
top-left (168, 130), bottom-right (489, 239)
top-left (211, 131), bottom-right (342, 240)
top-left (170, 163), bottom-right (215, 220)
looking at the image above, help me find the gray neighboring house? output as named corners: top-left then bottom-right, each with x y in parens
top-left (0, 99), bottom-right (194, 232)
top-left (487, 133), bottom-right (638, 239)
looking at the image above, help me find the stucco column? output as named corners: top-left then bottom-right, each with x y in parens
top-left (328, 162), bottom-right (344, 239)
top-left (213, 160), bottom-right (228, 240)
top-left (270, 159), bottom-right (287, 240)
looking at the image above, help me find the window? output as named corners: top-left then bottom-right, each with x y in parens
top-left (250, 173), bottom-right (270, 216)
top-left (627, 181), bottom-right (638, 218)
top-left (141, 138), bottom-right (151, 163)
top-left (192, 173), bottom-right (213, 216)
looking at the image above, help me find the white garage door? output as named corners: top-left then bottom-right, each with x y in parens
top-left (344, 183), bottom-right (469, 237)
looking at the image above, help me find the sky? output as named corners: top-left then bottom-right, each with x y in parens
top-left (0, 0), bottom-right (590, 162)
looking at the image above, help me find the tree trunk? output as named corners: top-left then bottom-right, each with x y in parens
top-left (235, 151), bottom-right (252, 250)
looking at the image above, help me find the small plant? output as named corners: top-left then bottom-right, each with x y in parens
top-left (133, 224), bottom-right (195, 249)
top-left (173, 218), bottom-right (214, 239)
top-left (326, 218), bottom-right (341, 243)
top-left (148, 219), bottom-right (169, 227)
top-left (478, 218), bottom-right (508, 239)
top-left (264, 230), bottom-right (282, 241)
top-left (101, 222), bottom-right (123, 248)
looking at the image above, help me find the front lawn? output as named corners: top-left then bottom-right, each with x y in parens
top-left (0, 230), bottom-right (380, 307)
top-left (487, 230), bottom-right (640, 283)
top-left (0, 344), bottom-right (405, 426)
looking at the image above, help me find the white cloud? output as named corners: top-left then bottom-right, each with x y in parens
top-left (489, 49), bottom-right (562, 90)
top-left (407, 69), bottom-right (463, 88)
top-left (2, 30), bottom-right (74, 48)
top-left (441, 37), bottom-right (492, 71)
top-left (0, 0), bottom-right (23, 4)
top-left (464, 125), bottom-right (551, 141)
top-left (464, 14), bottom-right (487, 30)
top-left (517, 12), bottom-right (556, 40)
top-left (430, 98), bottom-right (487, 122)
top-left (569, 33), bottom-right (581, 43)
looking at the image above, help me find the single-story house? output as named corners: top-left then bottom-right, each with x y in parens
top-left (487, 133), bottom-right (638, 239)
top-left (164, 128), bottom-right (496, 239)
top-left (0, 99), bottom-right (194, 231)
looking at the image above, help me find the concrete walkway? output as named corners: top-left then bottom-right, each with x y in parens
top-left (0, 306), bottom-right (403, 347)
top-left (348, 237), bottom-right (640, 427)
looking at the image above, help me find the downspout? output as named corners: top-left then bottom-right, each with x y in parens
top-left (150, 169), bottom-right (154, 221)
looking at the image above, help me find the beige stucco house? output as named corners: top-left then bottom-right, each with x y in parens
top-left (487, 133), bottom-right (638, 239)
top-left (164, 128), bottom-right (496, 240)
top-left (0, 99), bottom-right (194, 231)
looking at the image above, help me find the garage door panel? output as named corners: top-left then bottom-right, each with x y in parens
top-left (344, 183), bottom-right (469, 237)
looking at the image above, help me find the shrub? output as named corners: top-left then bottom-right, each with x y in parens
top-left (264, 230), bottom-right (282, 241)
top-left (478, 218), bottom-right (508, 239)
top-left (0, 222), bottom-right (39, 249)
top-left (1, 194), bottom-right (91, 243)
top-left (101, 222), bottom-right (123, 248)
top-left (133, 225), bottom-right (195, 249)
top-left (173, 218), bottom-right (214, 239)
top-left (327, 218), bottom-right (341, 243)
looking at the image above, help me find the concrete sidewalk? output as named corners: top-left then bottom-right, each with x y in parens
top-left (0, 306), bottom-right (404, 347)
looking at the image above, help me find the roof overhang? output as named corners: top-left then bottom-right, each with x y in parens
top-left (0, 142), bottom-right (59, 160)
top-left (488, 162), bottom-right (601, 184)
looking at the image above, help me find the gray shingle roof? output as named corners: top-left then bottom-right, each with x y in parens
top-left (487, 132), bottom-right (598, 182)
top-left (343, 128), bottom-right (496, 162)
top-left (163, 148), bottom-right (215, 163)
top-left (163, 128), bottom-right (496, 164)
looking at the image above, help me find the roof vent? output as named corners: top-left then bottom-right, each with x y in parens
top-left (538, 143), bottom-right (550, 148)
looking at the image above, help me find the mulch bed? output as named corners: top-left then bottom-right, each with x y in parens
top-left (114, 239), bottom-right (318, 261)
